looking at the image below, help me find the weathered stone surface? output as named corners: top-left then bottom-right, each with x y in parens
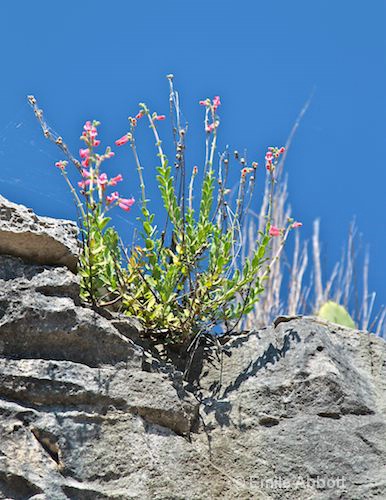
top-left (0, 257), bottom-right (144, 369)
top-left (0, 195), bottom-right (79, 272)
top-left (1, 205), bottom-right (386, 499)
top-left (0, 254), bottom-right (199, 498)
top-left (192, 317), bottom-right (386, 499)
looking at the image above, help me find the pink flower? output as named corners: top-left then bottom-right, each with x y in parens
top-left (199, 99), bottom-right (209, 106)
top-left (93, 139), bottom-right (100, 147)
top-left (79, 148), bottom-right (89, 159)
top-left (106, 191), bottom-right (119, 204)
top-left (269, 226), bottom-right (282, 237)
top-left (81, 157), bottom-right (90, 168)
top-left (206, 123), bottom-right (216, 133)
top-left (55, 160), bottom-right (67, 170)
top-left (78, 179), bottom-right (90, 189)
top-left (265, 151), bottom-right (273, 161)
top-left (98, 173), bottom-right (108, 188)
top-left (154, 114), bottom-right (166, 121)
top-left (118, 197), bottom-right (135, 211)
top-left (115, 134), bottom-right (130, 146)
top-left (292, 221), bottom-right (303, 229)
top-left (83, 121), bottom-right (98, 138)
top-left (279, 146), bottom-right (285, 154)
top-left (106, 151), bottom-right (115, 158)
top-left (81, 169), bottom-right (91, 178)
top-left (213, 96), bottom-right (221, 109)
top-left (135, 112), bottom-right (144, 120)
top-left (109, 174), bottom-right (123, 186)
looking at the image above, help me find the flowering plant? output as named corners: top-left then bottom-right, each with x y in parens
top-left (28, 76), bottom-right (301, 348)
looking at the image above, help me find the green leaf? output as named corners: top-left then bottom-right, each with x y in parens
top-left (318, 301), bottom-right (356, 329)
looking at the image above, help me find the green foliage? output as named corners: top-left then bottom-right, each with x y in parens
top-left (117, 164), bottom-right (272, 343)
top-left (30, 82), bottom-right (297, 348)
top-left (317, 301), bottom-right (356, 329)
top-left (79, 208), bottom-right (121, 304)
top-left (111, 96), bottom-right (287, 344)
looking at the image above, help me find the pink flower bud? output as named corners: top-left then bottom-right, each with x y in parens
top-left (115, 134), bottom-right (130, 146)
top-left (55, 160), bottom-right (67, 170)
top-left (118, 197), bottom-right (135, 211)
top-left (109, 174), bottom-right (123, 186)
top-left (119, 197), bottom-right (135, 207)
top-left (241, 167), bottom-right (253, 177)
top-left (154, 114), bottom-right (166, 121)
top-left (292, 221), bottom-right (303, 229)
top-left (213, 96), bottom-right (221, 109)
top-left (193, 166), bottom-right (198, 175)
top-left (81, 169), bottom-right (91, 178)
top-left (269, 226), bottom-right (282, 237)
top-left (98, 173), bottom-right (108, 187)
top-left (79, 148), bottom-right (89, 159)
top-left (78, 180), bottom-right (90, 189)
top-left (106, 191), bottom-right (119, 204)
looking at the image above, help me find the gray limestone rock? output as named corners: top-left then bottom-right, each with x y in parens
top-left (0, 201), bottom-right (386, 499)
top-left (0, 195), bottom-right (79, 272)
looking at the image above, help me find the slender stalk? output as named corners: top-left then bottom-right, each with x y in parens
top-left (188, 168), bottom-right (197, 211)
top-left (130, 134), bottom-right (147, 209)
top-left (59, 170), bottom-right (86, 219)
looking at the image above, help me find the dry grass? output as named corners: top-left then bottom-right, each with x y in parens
top-left (243, 103), bottom-right (385, 337)
top-left (245, 178), bottom-right (385, 336)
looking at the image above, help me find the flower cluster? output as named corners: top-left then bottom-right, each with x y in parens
top-left (200, 95), bottom-right (221, 134)
top-left (106, 191), bottom-right (135, 211)
top-left (55, 120), bottom-right (134, 213)
top-left (265, 146), bottom-right (285, 171)
top-left (55, 160), bottom-right (67, 170)
top-left (199, 95), bottom-right (221, 110)
top-left (269, 221), bottom-right (302, 238)
top-left (241, 167), bottom-right (254, 177)
top-left (115, 108), bottom-right (166, 148)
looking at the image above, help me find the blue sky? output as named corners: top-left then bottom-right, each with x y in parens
top-left (0, 1), bottom-right (385, 317)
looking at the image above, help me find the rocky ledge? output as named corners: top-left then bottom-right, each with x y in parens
top-left (0, 196), bottom-right (385, 500)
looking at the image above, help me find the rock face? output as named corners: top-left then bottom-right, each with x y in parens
top-left (0, 196), bottom-right (79, 272)
top-left (0, 197), bottom-right (386, 499)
